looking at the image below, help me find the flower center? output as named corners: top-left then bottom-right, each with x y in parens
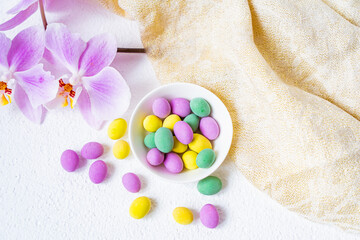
top-left (63, 83), bottom-right (73, 92)
top-left (59, 79), bottom-right (75, 98)
top-left (0, 81), bottom-right (12, 94)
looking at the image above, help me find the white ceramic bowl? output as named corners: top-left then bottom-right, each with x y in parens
top-left (129, 83), bottom-right (233, 183)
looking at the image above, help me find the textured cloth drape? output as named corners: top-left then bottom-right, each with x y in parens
top-left (99, 0), bottom-right (360, 231)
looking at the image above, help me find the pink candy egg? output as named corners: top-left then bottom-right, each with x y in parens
top-left (164, 152), bottom-right (183, 173)
top-left (200, 204), bottom-right (219, 228)
top-left (173, 121), bottom-right (193, 144)
top-left (60, 149), bottom-right (79, 172)
top-left (122, 172), bottom-right (141, 193)
top-left (199, 117), bottom-right (220, 140)
top-left (170, 98), bottom-right (191, 118)
top-left (146, 148), bottom-right (164, 166)
top-left (81, 142), bottom-right (104, 159)
top-left (89, 160), bottom-right (107, 184)
top-left (152, 98), bottom-right (171, 118)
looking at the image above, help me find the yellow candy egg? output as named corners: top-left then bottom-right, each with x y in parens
top-left (188, 133), bottom-right (212, 153)
top-left (130, 196), bottom-right (151, 219)
top-left (143, 115), bottom-right (162, 132)
top-left (172, 136), bottom-right (188, 153)
top-left (107, 118), bottom-right (127, 140)
top-left (182, 150), bottom-right (198, 170)
top-left (162, 114), bottom-right (181, 131)
top-left (113, 140), bottom-right (130, 159)
top-left (173, 207), bottom-right (193, 225)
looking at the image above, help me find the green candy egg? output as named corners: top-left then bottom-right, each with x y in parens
top-left (197, 176), bottom-right (222, 195)
top-left (155, 127), bottom-right (174, 153)
top-left (190, 98), bottom-right (211, 117)
top-left (144, 132), bottom-right (156, 149)
top-left (196, 148), bottom-right (216, 168)
top-left (183, 114), bottom-right (199, 132)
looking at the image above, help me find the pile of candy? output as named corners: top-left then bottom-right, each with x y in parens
top-left (143, 97), bottom-right (220, 173)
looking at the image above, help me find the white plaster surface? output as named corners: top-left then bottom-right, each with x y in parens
top-left (0, 0), bottom-right (359, 239)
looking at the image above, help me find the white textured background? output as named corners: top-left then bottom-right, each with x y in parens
top-left (0, 0), bottom-right (359, 239)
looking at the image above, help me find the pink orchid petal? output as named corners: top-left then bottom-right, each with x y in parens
top-left (77, 90), bottom-right (104, 129)
top-left (14, 83), bottom-right (45, 124)
top-left (0, 3), bottom-right (38, 31)
top-left (45, 23), bottom-right (86, 73)
top-left (14, 64), bottom-right (57, 108)
top-left (0, 33), bottom-right (11, 68)
top-left (78, 33), bottom-right (117, 77)
top-left (82, 67), bottom-right (131, 120)
top-left (7, 0), bottom-right (38, 14)
top-left (44, 93), bottom-right (63, 110)
top-left (7, 26), bottom-right (45, 72)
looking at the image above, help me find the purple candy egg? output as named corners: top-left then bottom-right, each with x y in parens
top-left (89, 160), bottom-right (107, 184)
top-left (170, 98), bottom-right (191, 118)
top-left (173, 121), bottom-right (193, 144)
top-left (122, 172), bottom-right (141, 193)
top-left (81, 142), bottom-right (104, 159)
top-left (152, 98), bottom-right (171, 118)
top-left (200, 204), bottom-right (219, 229)
top-left (146, 148), bottom-right (164, 166)
top-left (164, 152), bottom-right (183, 173)
top-left (199, 117), bottom-right (220, 140)
top-left (60, 149), bottom-right (79, 172)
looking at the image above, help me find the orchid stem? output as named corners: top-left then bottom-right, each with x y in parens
top-left (38, 0), bottom-right (145, 53)
top-left (39, 0), bottom-right (47, 30)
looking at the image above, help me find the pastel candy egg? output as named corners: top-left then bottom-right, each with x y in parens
top-left (81, 142), bottom-right (104, 159)
top-left (143, 115), bottom-right (162, 132)
top-left (200, 204), bottom-right (219, 228)
top-left (129, 196), bottom-right (151, 219)
top-left (146, 148), bottom-right (164, 166)
top-left (60, 149), bottom-right (79, 172)
top-left (172, 136), bottom-right (188, 153)
top-left (154, 127), bottom-right (174, 153)
top-left (190, 98), bottom-right (211, 117)
top-left (164, 152), bottom-right (183, 173)
top-left (173, 207), bottom-right (193, 225)
top-left (107, 118), bottom-right (127, 140)
top-left (144, 133), bottom-right (156, 149)
top-left (183, 114), bottom-right (199, 132)
top-left (152, 98), bottom-right (171, 118)
top-left (89, 160), bottom-right (107, 184)
top-left (122, 172), bottom-right (141, 193)
top-left (113, 140), bottom-right (130, 159)
top-left (173, 121), bottom-right (193, 145)
top-left (196, 148), bottom-right (216, 168)
top-left (162, 114), bottom-right (181, 130)
top-left (170, 98), bottom-right (191, 118)
top-left (182, 150), bottom-right (198, 170)
top-left (197, 176), bottom-right (222, 195)
top-left (199, 117), bottom-right (220, 140)
top-left (188, 133), bottom-right (212, 153)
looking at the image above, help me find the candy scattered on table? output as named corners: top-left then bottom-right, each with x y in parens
top-left (113, 140), bottom-right (130, 159)
top-left (89, 160), bottom-right (107, 184)
top-left (129, 196), bottom-right (151, 219)
top-left (196, 148), bottom-right (216, 168)
top-left (81, 142), bottom-right (104, 159)
top-left (152, 98), bottom-right (171, 118)
top-left (122, 172), bottom-right (141, 193)
top-left (142, 96), bottom-right (220, 174)
top-left (173, 207), bottom-right (194, 225)
top-left (200, 204), bottom-right (219, 228)
top-left (146, 148), bottom-right (164, 166)
top-left (143, 115), bottom-right (162, 132)
top-left (108, 118), bottom-right (127, 140)
top-left (60, 149), bottom-right (79, 172)
top-left (197, 176), bottom-right (222, 195)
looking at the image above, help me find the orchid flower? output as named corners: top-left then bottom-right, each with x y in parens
top-left (0, 26), bottom-right (57, 123)
top-left (45, 23), bottom-right (131, 129)
top-left (0, 0), bottom-right (49, 31)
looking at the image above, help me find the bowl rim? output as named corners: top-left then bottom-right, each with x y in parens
top-left (129, 82), bottom-right (233, 183)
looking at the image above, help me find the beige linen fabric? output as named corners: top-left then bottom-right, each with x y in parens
top-left (99, 0), bottom-right (360, 231)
